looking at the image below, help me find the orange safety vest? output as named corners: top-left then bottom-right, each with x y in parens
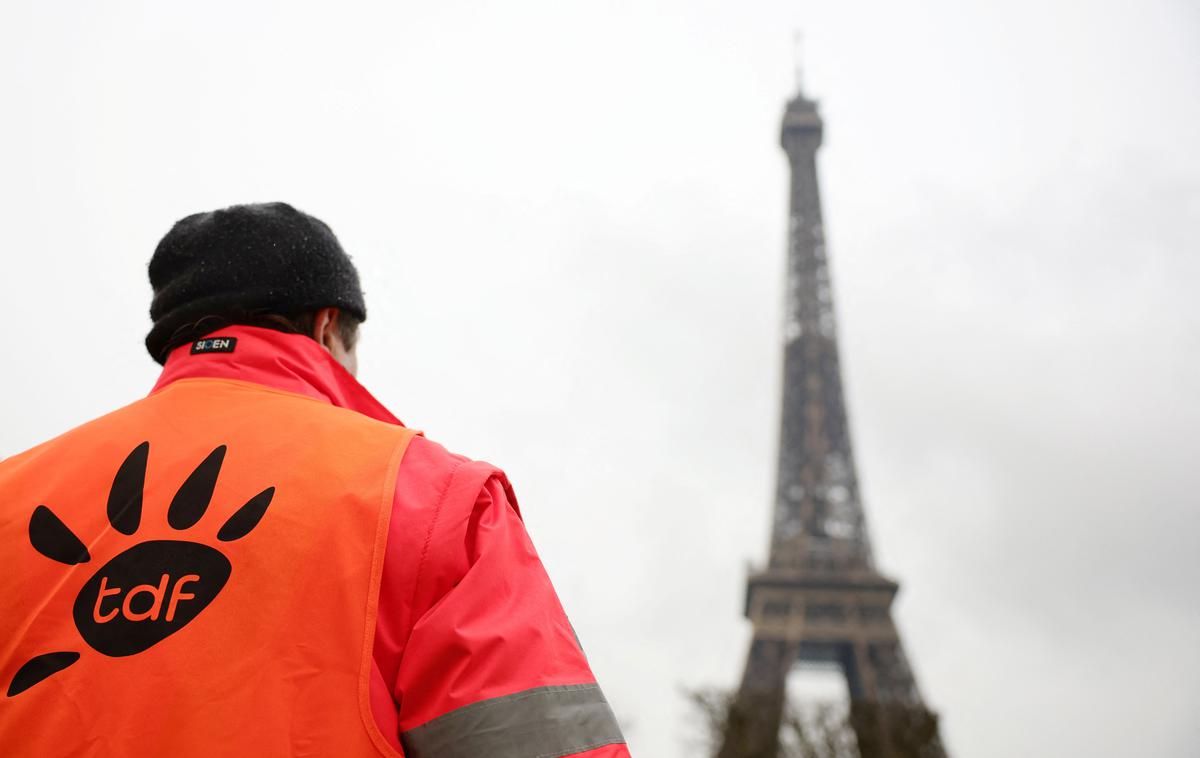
top-left (0, 377), bottom-right (415, 757)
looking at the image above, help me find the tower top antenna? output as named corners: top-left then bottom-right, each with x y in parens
top-left (792, 31), bottom-right (805, 94)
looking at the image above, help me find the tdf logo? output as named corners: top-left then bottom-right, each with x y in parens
top-left (91, 570), bottom-right (202, 626)
top-left (74, 539), bottom-right (231, 658)
top-left (7, 442), bottom-right (274, 696)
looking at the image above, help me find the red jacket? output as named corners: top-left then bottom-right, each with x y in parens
top-left (3, 325), bottom-right (629, 758)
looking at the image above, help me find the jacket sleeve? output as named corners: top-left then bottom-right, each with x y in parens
top-left (392, 461), bottom-right (630, 758)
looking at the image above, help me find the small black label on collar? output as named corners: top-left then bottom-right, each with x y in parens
top-left (191, 336), bottom-right (238, 355)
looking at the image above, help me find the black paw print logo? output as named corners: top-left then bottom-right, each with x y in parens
top-left (7, 442), bottom-right (273, 697)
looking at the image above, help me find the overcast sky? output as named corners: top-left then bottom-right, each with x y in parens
top-left (2, 1), bottom-right (1198, 756)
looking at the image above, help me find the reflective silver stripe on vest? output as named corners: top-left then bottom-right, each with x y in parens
top-left (400, 683), bottom-right (625, 758)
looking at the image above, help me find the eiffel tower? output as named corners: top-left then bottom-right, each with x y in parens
top-left (719, 83), bottom-right (946, 758)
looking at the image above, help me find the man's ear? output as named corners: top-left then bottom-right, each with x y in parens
top-left (310, 307), bottom-right (357, 376)
top-left (311, 307), bottom-right (340, 352)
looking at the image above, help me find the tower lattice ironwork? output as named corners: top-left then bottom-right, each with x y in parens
top-left (719, 85), bottom-right (945, 758)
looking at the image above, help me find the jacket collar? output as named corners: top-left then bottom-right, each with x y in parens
top-left (150, 325), bottom-right (405, 427)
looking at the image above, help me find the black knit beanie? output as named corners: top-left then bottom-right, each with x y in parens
top-left (145, 202), bottom-right (367, 364)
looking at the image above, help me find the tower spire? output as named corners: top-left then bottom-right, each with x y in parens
top-left (793, 31), bottom-right (805, 95)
